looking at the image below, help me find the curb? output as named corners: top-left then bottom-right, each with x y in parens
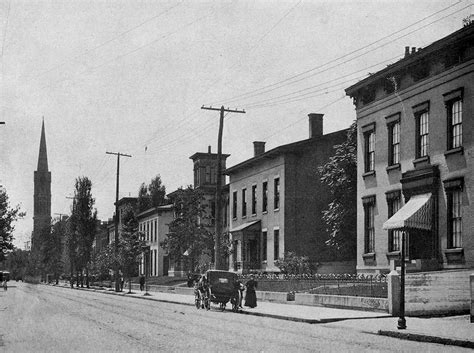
top-left (378, 330), bottom-right (474, 349)
top-left (50, 284), bottom-right (390, 326)
top-left (62, 285), bottom-right (325, 324)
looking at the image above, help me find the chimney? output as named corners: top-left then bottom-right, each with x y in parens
top-left (411, 47), bottom-right (416, 54)
top-left (308, 113), bottom-right (324, 138)
top-left (404, 46), bottom-right (410, 57)
top-left (208, 145), bottom-right (211, 153)
top-left (253, 141), bottom-right (266, 157)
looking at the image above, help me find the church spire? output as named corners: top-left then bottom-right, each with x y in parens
top-left (37, 118), bottom-right (49, 172)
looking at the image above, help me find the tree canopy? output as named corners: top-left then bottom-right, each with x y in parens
top-left (0, 186), bottom-right (25, 257)
top-left (317, 121), bottom-right (357, 260)
top-left (161, 186), bottom-right (213, 271)
top-left (136, 175), bottom-right (167, 213)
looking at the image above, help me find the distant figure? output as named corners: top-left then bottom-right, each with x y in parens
top-left (234, 279), bottom-right (244, 308)
top-left (2, 280), bottom-right (7, 291)
top-left (120, 276), bottom-right (124, 291)
top-left (244, 275), bottom-right (257, 308)
top-left (139, 274), bottom-right (145, 291)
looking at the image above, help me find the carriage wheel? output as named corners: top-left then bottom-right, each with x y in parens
top-left (232, 299), bottom-right (239, 312)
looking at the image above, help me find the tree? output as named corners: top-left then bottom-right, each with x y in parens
top-left (136, 175), bottom-right (167, 213)
top-left (0, 186), bottom-right (25, 255)
top-left (3, 248), bottom-right (30, 280)
top-left (69, 177), bottom-right (97, 288)
top-left (118, 204), bottom-right (145, 293)
top-left (317, 121), bottom-right (357, 260)
top-left (161, 186), bottom-right (213, 272)
top-left (41, 218), bottom-right (65, 284)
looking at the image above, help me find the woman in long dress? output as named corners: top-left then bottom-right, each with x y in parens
top-left (244, 275), bottom-right (257, 308)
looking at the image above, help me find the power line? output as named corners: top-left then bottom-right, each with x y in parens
top-left (33, 1), bottom-right (183, 79)
top-left (210, 1), bottom-right (467, 105)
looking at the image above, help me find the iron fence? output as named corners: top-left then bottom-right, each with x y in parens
top-left (238, 273), bottom-right (387, 298)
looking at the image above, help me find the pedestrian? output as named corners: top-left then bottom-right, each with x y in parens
top-left (139, 274), bottom-right (145, 291)
top-left (2, 280), bottom-right (7, 291)
top-left (234, 279), bottom-right (244, 308)
top-left (120, 276), bottom-right (124, 291)
top-left (244, 275), bottom-right (257, 308)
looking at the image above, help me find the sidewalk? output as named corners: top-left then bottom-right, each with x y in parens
top-left (56, 283), bottom-right (474, 349)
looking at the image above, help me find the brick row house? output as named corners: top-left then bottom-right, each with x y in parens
top-left (345, 23), bottom-right (474, 274)
top-left (225, 114), bottom-right (348, 273)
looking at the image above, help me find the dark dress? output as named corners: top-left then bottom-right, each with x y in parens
top-left (244, 279), bottom-right (257, 308)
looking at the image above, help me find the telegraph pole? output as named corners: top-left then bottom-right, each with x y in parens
top-left (106, 151), bottom-right (132, 292)
top-left (201, 105), bottom-right (245, 270)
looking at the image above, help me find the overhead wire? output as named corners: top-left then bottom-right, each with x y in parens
top-left (33, 1), bottom-right (183, 79)
top-left (210, 0), bottom-right (467, 105)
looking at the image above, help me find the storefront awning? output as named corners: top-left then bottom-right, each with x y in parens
top-left (383, 193), bottom-right (432, 231)
top-left (229, 220), bottom-right (261, 232)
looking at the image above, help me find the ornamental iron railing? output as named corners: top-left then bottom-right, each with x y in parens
top-left (238, 273), bottom-right (387, 298)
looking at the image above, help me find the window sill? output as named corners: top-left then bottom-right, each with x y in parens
top-left (251, 213), bottom-right (257, 217)
top-left (274, 208), bottom-right (280, 212)
top-left (242, 216), bottom-right (247, 220)
top-left (386, 251), bottom-right (400, 260)
top-left (413, 155), bottom-right (430, 167)
top-left (386, 164), bottom-right (400, 173)
top-left (362, 170), bottom-right (376, 178)
top-left (262, 211), bottom-right (268, 215)
top-left (362, 252), bottom-right (376, 265)
top-left (444, 247), bottom-right (463, 263)
top-left (444, 146), bottom-right (464, 157)
top-left (232, 217), bottom-right (237, 221)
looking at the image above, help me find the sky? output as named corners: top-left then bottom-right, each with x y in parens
top-left (0, 0), bottom-right (471, 248)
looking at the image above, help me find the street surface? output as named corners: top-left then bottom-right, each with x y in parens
top-left (0, 282), bottom-right (469, 352)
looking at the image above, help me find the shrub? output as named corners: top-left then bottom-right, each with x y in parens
top-left (274, 251), bottom-right (314, 275)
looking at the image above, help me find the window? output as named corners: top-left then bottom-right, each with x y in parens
top-left (448, 99), bottom-right (462, 149)
top-left (444, 88), bottom-right (463, 151)
top-left (210, 201), bottom-right (216, 226)
top-left (387, 192), bottom-right (402, 252)
top-left (262, 181), bottom-right (268, 212)
top-left (364, 130), bottom-right (375, 173)
top-left (154, 219), bottom-right (157, 242)
top-left (416, 111), bottom-right (429, 158)
top-left (445, 179), bottom-right (463, 248)
top-left (388, 121), bottom-right (400, 165)
top-left (210, 167), bottom-right (216, 184)
top-left (232, 191), bottom-right (237, 219)
top-left (274, 177), bottom-right (280, 210)
top-left (363, 196), bottom-right (376, 253)
top-left (273, 229), bottom-right (279, 261)
top-left (205, 166), bottom-right (211, 183)
top-left (261, 231), bottom-right (267, 261)
top-left (251, 185), bottom-right (257, 215)
top-left (242, 188), bottom-right (247, 217)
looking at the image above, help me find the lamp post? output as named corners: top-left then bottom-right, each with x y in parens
top-left (398, 230), bottom-right (407, 329)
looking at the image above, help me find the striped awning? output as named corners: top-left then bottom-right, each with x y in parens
top-left (383, 193), bottom-right (432, 231)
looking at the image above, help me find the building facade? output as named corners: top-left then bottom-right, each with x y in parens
top-left (137, 205), bottom-right (174, 277)
top-left (346, 23), bottom-right (474, 273)
top-left (33, 119), bottom-right (51, 252)
top-left (225, 113), bottom-right (348, 273)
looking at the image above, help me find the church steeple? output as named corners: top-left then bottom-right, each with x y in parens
top-left (37, 118), bottom-right (49, 172)
top-left (33, 118), bottom-right (51, 252)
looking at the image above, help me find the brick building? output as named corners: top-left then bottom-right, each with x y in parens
top-left (225, 113), bottom-right (349, 273)
top-left (345, 23), bottom-right (474, 273)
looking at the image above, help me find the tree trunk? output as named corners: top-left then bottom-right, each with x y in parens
top-left (86, 267), bottom-right (90, 288)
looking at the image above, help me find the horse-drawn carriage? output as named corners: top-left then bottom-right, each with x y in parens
top-left (194, 270), bottom-right (240, 312)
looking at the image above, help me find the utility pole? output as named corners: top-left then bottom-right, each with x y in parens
top-left (201, 105), bottom-right (245, 270)
top-left (106, 151), bottom-right (132, 292)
